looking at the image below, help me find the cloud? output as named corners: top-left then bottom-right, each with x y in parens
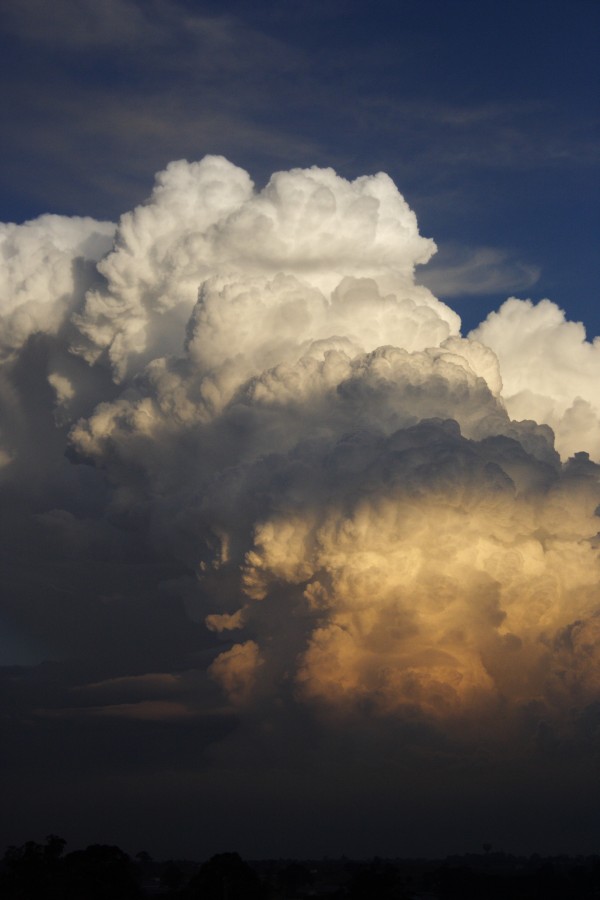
top-left (209, 641), bottom-right (264, 707)
top-left (69, 156), bottom-right (444, 381)
top-left (0, 215), bottom-right (114, 356)
top-left (239, 423), bottom-right (600, 723)
top-left (37, 699), bottom-right (198, 722)
top-left (0, 0), bottom-right (160, 48)
top-left (73, 671), bottom-right (183, 700)
top-left (472, 298), bottom-right (600, 459)
top-left (1, 155), bottom-right (600, 767)
top-left (351, 96), bottom-right (600, 173)
top-left (0, 1), bottom-right (319, 225)
top-left (417, 242), bottom-right (540, 298)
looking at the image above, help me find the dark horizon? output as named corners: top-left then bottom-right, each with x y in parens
top-left (4, 835), bottom-right (600, 900)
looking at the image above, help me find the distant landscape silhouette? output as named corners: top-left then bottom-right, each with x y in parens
top-left (2, 835), bottom-right (600, 898)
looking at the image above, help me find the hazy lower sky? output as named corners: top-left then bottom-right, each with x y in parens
top-left (1, 0), bottom-right (599, 860)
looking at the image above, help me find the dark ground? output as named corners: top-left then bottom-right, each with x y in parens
top-left (3, 835), bottom-right (600, 899)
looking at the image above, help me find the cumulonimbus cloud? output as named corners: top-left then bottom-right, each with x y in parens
top-left (1, 156), bottom-right (599, 739)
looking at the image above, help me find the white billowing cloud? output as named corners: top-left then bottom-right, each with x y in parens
top-left (1, 155), bottom-right (600, 742)
top-left (0, 214), bottom-right (114, 356)
top-left (206, 165), bottom-right (437, 288)
top-left (472, 298), bottom-right (600, 459)
top-left (70, 156), bottom-right (454, 380)
top-left (69, 337), bottom-right (514, 496)
top-left (181, 274), bottom-right (462, 420)
top-left (72, 156), bottom-right (255, 377)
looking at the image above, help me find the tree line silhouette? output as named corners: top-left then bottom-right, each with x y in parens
top-left (2, 835), bottom-right (600, 898)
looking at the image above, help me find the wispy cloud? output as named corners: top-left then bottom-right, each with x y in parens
top-left (37, 700), bottom-right (200, 721)
top-left (2, 0), bottom-right (597, 223)
top-left (0, 1), bottom-right (317, 214)
top-left (347, 96), bottom-right (600, 171)
top-left (0, 0), bottom-right (159, 48)
top-left (417, 242), bottom-right (540, 298)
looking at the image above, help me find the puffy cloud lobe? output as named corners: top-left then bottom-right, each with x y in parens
top-left (230, 424), bottom-right (600, 721)
top-left (208, 166), bottom-right (436, 285)
top-left (181, 275), bottom-right (463, 418)
top-left (0, 214), bottom-right (114, 356)
top-left (68, 341), bottom-right (510, 518)
top-left (70, 157), bottom-right (454, 380)
top-left (1, 156), bottom-right (600, 744)
top-left (209, 640), bottom-right (263, 707)
top-left (472, 298), bottom-right (600, 460)
top-left (72, 157), bottom-right (254, 377)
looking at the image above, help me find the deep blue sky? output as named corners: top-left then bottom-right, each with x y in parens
top-left (1, 0), bottom-right (598, 335)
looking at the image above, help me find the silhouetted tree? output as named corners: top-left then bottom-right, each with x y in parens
top-left (346, 862), bottom-right (410, 900)
top-left (186, 852), bottom-right (263, 900)
top-left (277, 861), bottom-right (313, 896)
top-left (161, 860), bottom-right (185, 891)
top-left (44, 835), bottom-right (67, 862)
top-left (62, 844), bottom-right (141, 899)
top-left (1, 835), bottom-right (67, 899)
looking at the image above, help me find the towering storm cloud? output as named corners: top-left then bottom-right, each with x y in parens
top-left (2, 157), bottom-right (600, 748)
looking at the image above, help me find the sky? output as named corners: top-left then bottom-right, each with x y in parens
top-left (1, 0), bottom-right (600, 861)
